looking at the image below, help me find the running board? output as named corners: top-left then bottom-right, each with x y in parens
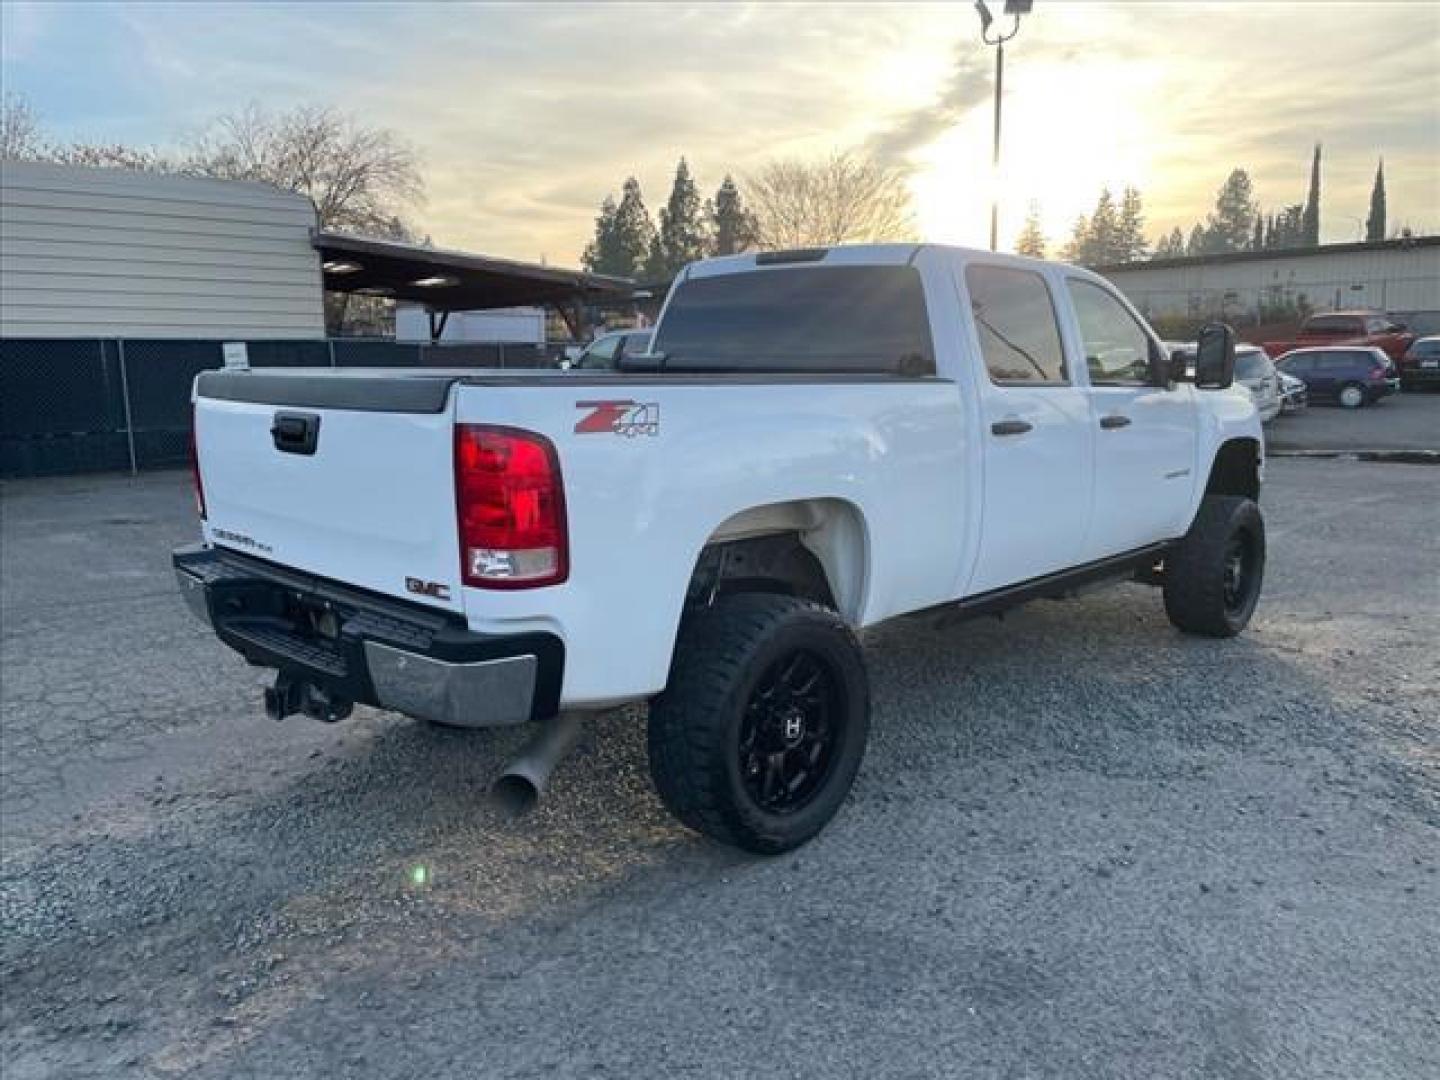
top-left (939, 543), bottom-right (1175, 623)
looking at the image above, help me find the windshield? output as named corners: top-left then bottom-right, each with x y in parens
top-left (651, 265), bottom-right (934, 374)
top-left (1234, 349), bottom-right (1271, 380)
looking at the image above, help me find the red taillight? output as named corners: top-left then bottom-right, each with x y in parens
top-left (189, 406), bottom-right (206, 520)
top-left (454, 425), bottom-right (568, 589)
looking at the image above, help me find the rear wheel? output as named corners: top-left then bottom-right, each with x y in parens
top-left (647, 593), bottom-right (869, 855)
top-left (1338, 383), bottom-right (1366, 409)
top-left (1163, 495), bottom-right (1265, 638)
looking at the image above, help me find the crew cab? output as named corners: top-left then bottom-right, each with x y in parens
top-left (176, 245), bottom-right (1265, 854)
top-left (1263, 310), bottom-right (1414, 363)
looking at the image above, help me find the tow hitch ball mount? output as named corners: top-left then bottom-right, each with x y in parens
top-left (265, 672), bottom-right (354, 724)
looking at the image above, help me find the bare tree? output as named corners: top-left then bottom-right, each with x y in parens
top-left (1, 93), bottom-right (47, 160)
top-left (49, 142), bottom-right (174, 171)
top-left (746, 151), bottom-right (917, 249)
top-left (185, 103), bottom-right (423, 237)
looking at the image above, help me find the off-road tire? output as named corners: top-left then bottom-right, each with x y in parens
top-left (1164, 495), bottom-right (1265, 638)
top-left (647, 593), bottom-right (869, 855)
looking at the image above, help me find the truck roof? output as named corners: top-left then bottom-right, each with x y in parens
top-left (682, 242), bottom-right (1062, 281)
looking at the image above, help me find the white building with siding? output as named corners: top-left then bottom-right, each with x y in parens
top-left (1096, 238), bottom-right (1440, 326)
top-left (0, 161), bottom-right (323, 339)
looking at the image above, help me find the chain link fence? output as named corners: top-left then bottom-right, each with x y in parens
top-left (0, 337), bottom-right (565, 478)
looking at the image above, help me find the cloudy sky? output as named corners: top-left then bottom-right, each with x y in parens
top-left (4, 1), bottom-right (1437, 265)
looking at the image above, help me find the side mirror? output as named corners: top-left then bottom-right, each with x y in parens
top-left (1194, 322), bottom-right (1236, 389)
top-left (1169, 348), bottom-right (1194, 382)
top-left (1148, 343), bottom-right (1175, 388)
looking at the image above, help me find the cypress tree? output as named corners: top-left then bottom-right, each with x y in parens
top-left (1302, 143), bottom-right (1321, 245)
top-left (1365, 159), bottom-right (1386, 242)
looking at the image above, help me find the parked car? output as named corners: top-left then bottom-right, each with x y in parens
top-left (1263, 310), bottom-right (1415, 363)
top-left (177, 244), bottom-right (1264, 854)
top-left (1275, 346), bottom-right (1400, 408)
top-left (1277, 369), bottom-right (1308, 414)
top-left (565, 328), bottom-right (652, 370)
top-left (1398, 335), bottom-right (1440, 391)
top-left (1234, 345), bottom-right (1282, 423)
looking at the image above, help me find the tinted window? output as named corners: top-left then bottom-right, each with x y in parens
top-left (1318, 353), bottom-right (1363, 371)
top-left (651, 266), bottom-right (934, 374)
top-left (1234, 349), bottom-right (1272, 380)
top-left (1412, 339), bottom-right (1440, 357)
top-left (1066, 278), bottom-right (1154, 385)
top-left (965, 265), bottom-right (1067, 384)
top-left (1278, 355), bottom-right (1310, 373)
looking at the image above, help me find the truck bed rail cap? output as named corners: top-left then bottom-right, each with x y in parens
top-left (195, 370), bottom-right (457, 413)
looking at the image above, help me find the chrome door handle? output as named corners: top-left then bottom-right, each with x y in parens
top-left (990, 419), bottom-right (1033, 436)
top-left (1099, 414), bottom-right (1132, 430)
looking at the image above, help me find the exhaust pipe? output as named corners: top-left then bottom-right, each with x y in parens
top-left (489, 713), bottom-right (585, 817)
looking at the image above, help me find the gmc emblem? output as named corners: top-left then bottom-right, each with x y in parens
top-left (405, 577), bottom-right (451, 600)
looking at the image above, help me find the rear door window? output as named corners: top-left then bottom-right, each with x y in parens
top-left (651, 266), bottom-right (934, 375)
top-left (965, 265), bottom-right (1068, 384)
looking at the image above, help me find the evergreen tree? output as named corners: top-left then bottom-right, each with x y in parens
top-left (1153, 226), bottom-right (1185, 259)
top-left (1302, 143), bottom-right (1321, 245)
top-left (1062, 214), bottom-right (1090, 263)
top-left (611, 176), bottom-right (658, 278)
top-left (1186, 223), bottom-right (1207, 256)
top-left (1365, 158), bottom-right (1386, 242)
top-left (1087, 187), bottom-right (1121, 264)
top-left (650, 158), bottom-right (709, 279)
top-left (1272, 203), bottom-right (1305, 249)
top-left (1015, 201), bottom-right (1047, 258)
top-left (707, 174), bottom-right (759, 256)
top-left (1203, 169), bottom-right (1257, 253)
top-left (581, 195), bottom-right (627, 276)
top-left (1117, 186), bottom-right (1148, 262)
top-left (1251, 214), bottom-right (1265, 250)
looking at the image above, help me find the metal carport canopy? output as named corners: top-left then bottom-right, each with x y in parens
top-left (313, 231), bottom-right (633, 311)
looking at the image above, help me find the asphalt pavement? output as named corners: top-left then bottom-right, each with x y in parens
top-left (2, 459), bottom-right (1437, 1079)
top-left (1265, 387), bottom-right (1439, 455)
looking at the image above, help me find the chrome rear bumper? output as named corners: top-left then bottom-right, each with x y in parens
top-left (173, 545), bottom-right (562, 728)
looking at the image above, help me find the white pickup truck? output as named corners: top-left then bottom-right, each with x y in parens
top-left (176, 244), bottom-right (1265, 854)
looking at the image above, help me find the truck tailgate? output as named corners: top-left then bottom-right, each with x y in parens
top-left (194, 370), bottom-right (464, 614)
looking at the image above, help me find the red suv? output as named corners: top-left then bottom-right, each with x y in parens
top-left (1264, 311), bottom-right (1415, 363)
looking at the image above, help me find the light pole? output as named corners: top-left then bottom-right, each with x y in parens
top-left (975, 1), bottom-right (1031, 251)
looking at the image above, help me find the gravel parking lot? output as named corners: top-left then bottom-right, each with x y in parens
top-left (2, 459), bottom-right (1437, 1080)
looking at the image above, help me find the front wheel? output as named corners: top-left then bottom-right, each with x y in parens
top-left (1338, 383), bottom-right (1366, 409)
top-left (647, 593), bottom-right (870, 855)
top-left (1163, 495), bottom-right (1265, 638)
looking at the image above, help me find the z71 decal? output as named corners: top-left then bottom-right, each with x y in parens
top-left (574, 400), bottom-right (660, 437)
